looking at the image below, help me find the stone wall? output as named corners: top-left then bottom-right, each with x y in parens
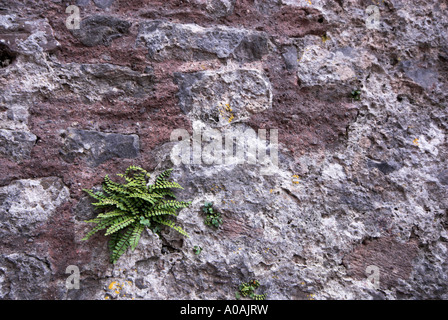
top-left (0, 0), bottom-right (447, 300)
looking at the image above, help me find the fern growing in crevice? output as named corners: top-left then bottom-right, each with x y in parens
top-left (202, 202), bottom-right (223, 229)
top-left (82, 166), bottom-right (191, 264)
top-left (235, 280), bottom-right (267, 300)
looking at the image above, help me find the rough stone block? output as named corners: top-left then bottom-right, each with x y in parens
top-left (71, 15), bottom-right (131, 47)
top-left (174, 68), bottom-right (272, 124)
top-left (0, 129), bottom-right (36, 161)
top-left (0, 177), bottom-right (70, 237)
top-left (137, 20), bottom-right (270, 62)
top-left (60, 128), bottom-right (140, 167)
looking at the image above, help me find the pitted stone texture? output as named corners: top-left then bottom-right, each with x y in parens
top-left (0, 177), bottom-right (70, 237)
top-left (206, 0), bottom-right (236, 18)
top-left (343, 237), bottom-right (419, 290)
top-left (0, 129), bottom-right (36, 161)
top-left (297, 44), bottom-right (372, 88)
top-left (0, 16), bottom-right (59, 54)
top-left (57, 63), bottom-right (154, 102)
top-left (0, 0), bottom-right (447, 301)
top-left (60, 128), bottom-right (140, 167)
top-left (137, 20), bottom-right (270, 62)
top-left (71, 15), bottom-right (131, 47)
top-left (0, 253), bottom-right (52, 300)
top-left (174, 69), bottom-right (272, 125)
top-left (0, 104), bottom-right (29, 131)
top-left (93, 0), bottom-right (116, 9)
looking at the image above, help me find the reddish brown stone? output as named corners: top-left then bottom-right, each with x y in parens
top-left (220, 214), bottom-right (263, 239)
top-left (343, 237), bottom-right (419, 289)
top-left (249, 53), bottom-right (359, 163)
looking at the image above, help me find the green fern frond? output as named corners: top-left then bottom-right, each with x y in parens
top-left (82, 217), bottom-right (113, 240)
top-left (253, 293), bottom-right (267, 300)
top-left (143, 209), bottom-right (177, 217)
top-left (156, 168), bottom-right (173, 184)
top-left (156, 218), bottom-right (189, 237)
top-left (103, 175), bottom-right (128, 195)
top-left (83, 166), bottom-right (190, 264)
top-left (153, 181), bottom-right (183, 189)
top-left (236, 280), bottom-right (266, 300)
top-left (105, 216), bottom-right (136, 236)
top-left (125, 165), bottom-right (148, 175)
top-left (127, 193), bottom-right (157, 205)
top-left (82, 189), bottom-right (106, 201)
top-left (155, 200), bottom-right (191, 210)
top-left (111, 228), bottom-right (133, 264)
top-left (108, 231), bottom-right (120, 255)
top-left (129, 223), bottom-right (144, 251)
top-left (97, 210), bottom-right (126, 219)
top-left (91, 198), bottom-right (127, 211)
top-left (152, 188), bottom-right (177, 198)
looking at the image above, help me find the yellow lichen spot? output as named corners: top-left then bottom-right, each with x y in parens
top-left (270, 189), bottom-right (273, 193)
top-left (108, 281), bottom-right (117, 290)
top-left (292, 175), bottom-right (300, 184)
top-left (413, 138), bottom-right (419, 146)
top-left (307, 293), bottom-right (316, 300)
top-left (105, 296), bottom-right (110, 300)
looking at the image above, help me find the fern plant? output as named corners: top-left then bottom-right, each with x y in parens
top-left (203, 202), bottom-right (223, 229)
top-left (235, 280), bottom-right (267, 300)
top-left (82, 166), bottom-right (191, 264)
top-left (193, 245), bottom-right (202, 255)
top-left (351, 89), bottom-right (361, 101)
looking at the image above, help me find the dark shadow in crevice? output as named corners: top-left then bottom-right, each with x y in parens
top-left (0, 43), bottom-right (17, 68)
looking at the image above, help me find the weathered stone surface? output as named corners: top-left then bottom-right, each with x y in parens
top-left (0, 16), bottom-right (59, 54)
top-left (297, 44), bottom-right (364, 88)
top-left (174, 69), bottom-right (272, 124)
top-left (0, 0), bottom-right (448, 301)
top-left (0, 253), bottom-right (52, 299)
top-left (0, 177), bottom-right (70, 237)
top-left (76, 0), bottom-right (91, 6)
top-left (93, 0), bottom-right (116, 9)
top-left (55, 62), bottom-right (155, 102)
top-left (343, 237), bottom-right (419, 290)
top-left (206, 0), bottom-right (236, 18)
top-left (0, 103), bottom-right (29, 131)
top-left (0, 42), bottom-right (17, 68)
top-left (0, 129), bottom-right (36, 161)
top-left (60, 128), bottom-right (140, 167)
top-left (137, 20), bottom-right (270, 62)
top-left (71, 15), bottom-right (131, 47)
